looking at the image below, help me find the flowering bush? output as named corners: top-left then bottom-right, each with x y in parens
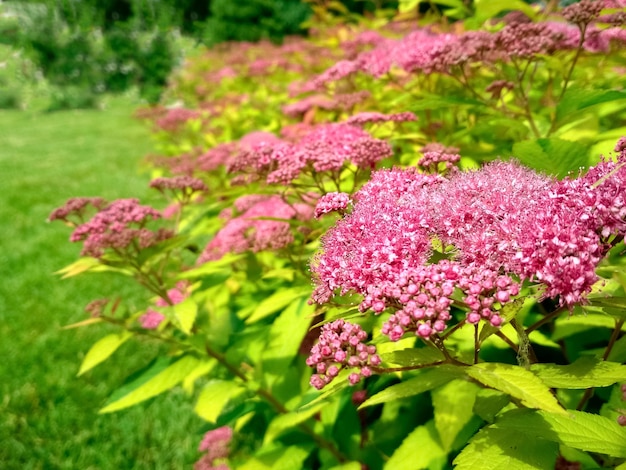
top-left (51, 2), bottom-right (626, 469)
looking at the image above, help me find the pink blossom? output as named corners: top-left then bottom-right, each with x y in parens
top-left (139, 309), bottom-right (165, 329)
top-left (70, 199), bottom-right (172, 258)
top-left (198, 195), bottom-right (312, 263)
top-left (314, 192), bottom-right (351, 218)
top-left (49, 197), bottom-right (107, 224)
top-left (155, 282), bottom-right (190, 307)
top-left (345, 111), bottom-right (417, 127)
top-left (155, 108), bottom-right (201, 132)
top-left (307, 320), bottom-right (380, 389)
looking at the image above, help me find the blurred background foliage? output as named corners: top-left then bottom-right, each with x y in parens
top-left (0, 0), bottom-right (403, 108)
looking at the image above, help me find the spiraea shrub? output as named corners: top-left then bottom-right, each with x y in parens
top-left (52, 2), bottom-right (626, 468)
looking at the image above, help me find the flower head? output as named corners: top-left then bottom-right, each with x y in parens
top-left (306, 320), bottom-right (380, 389)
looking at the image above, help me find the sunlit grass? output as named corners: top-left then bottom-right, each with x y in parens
top-left (0, 97), bottom-right (204, 468)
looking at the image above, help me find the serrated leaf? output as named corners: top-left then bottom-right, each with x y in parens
top-left (384, 420), bottom-right (447, 470)
top-left (495, 409), bottom-right (626, 458)
top-left (100, 355), bottom-right (199, 413)
top-left (77, 331), bottom-right (133, 376)
top-left (432, 380), bottom-right (481, 451)
top-left (466, 363), bottom-right (565, 414)
top-left (194, 379), bottom-right (245, 423)
top-left (473, 388), bottom-right (510, 423)
top-left (173, 298), bottom-right (197, 335)
top-left (380, 346), bottom-right (445, 367)
top-left (531, 357), bottom-right (626, 389)
top-left (552, 313), bottom-right (626, 341)
top-left (360, 366), bottom-right (464, 409)
top-left (512, 138), bottom-right (589, 178)
top-left (556, 88), bottom-right (626, 126)
top-left (264, 403), bottom-right (323, 444)
top-left (246, 286), bottom-right (311, 324)
top-left (454, 425), bottom-right (558, 470)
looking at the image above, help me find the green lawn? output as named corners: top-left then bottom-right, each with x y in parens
top-left (0, 98), bottom-right (204, 469)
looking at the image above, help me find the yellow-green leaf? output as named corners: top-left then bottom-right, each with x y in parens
top-left (495, 409), bottom-right (626, 458)
top-left (384, 420), bottom-right (447, 470)
top-left (454, 425), bottom-right (558, 469)
top-left (195, 380), bottom-right (245, 423)
top-left (467, 363), bottom-right (566, 414)
top-left (77, 331), bottom-right (133, 376)
top-left (264, 403), bottom-right (323, 445)
top-left (360, 366), bottom-right (464, 409)
top-left (100, 355), bottom-right (199, 413)
top-left (531, 357), bottom-right (626, 389)
top-left (173, 298), bottom-right (197, 335)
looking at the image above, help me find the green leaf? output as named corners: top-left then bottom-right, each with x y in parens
top-left (182, 359), bottom-right (216, 395)
top-left (432, 380), bottom-right (481, 451)
top-left (360, 366), bottom-right (464, 409)
top-left (384, 420), bottom-right (447, 470)
top-left (245, 286), bottom-right (311, 324)
top-left (264, 403), bottom-right (324, 445)
top-left (62, 317), bottom-right (103, 330)
top-left (99, 355), bottom-right (199, 413)
top-left (177, 253), bottom-right (243, 279)
top-left (479, 299), bottom-right (524, 342)
top-left (173, 297), bottom-right (197, 335)
top-left (454, 425), bottom-right (558, 470)
top-left (531, 357), bottom-right (626, 389)
top-left (495, 409), bottom-right (626, 458)
top-left (552, 313), bottom-right (626, 341)
top-left (194, 379), bottom-right (245, 423)
top-left (55, 257), bottom-right (102, 278)
top-left (512, 138), bottom-right (589, 178)
top-left (299, 370), bottom-right (351, 411)
top-left (406, 94), bottom-right (483, 111)
top-left (473, 0), bottom-right (536, 24)
top-left (473, 388), bottom-right (510, 423)
top-left (261, 297), bottom-right (314, 386)
top-left (237, 443), bottom-right (313, 470)
top-left (466, 363), bottom-right (565, 414)
top-left (77, 331), bottom-right (133, 376)
top-left (380, 346), bottom-right (445, 367)
top-left (556, 88), bottom-right (626, 126)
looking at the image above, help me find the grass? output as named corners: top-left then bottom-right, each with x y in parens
top-left (0, 97), bottom-right (205, 468)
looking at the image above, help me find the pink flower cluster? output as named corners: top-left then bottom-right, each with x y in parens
top-left (312, 140), bottom-right (626, 340)
top-left (345, 111), bottom-right (417, 127)
top-left (228, 123), bottom-right (392, 185)
top-left (155, 107), bottom-right (201, 133)
top-left (303, 17), bottom-right (626, 89)
top-left (418, 143), bottom-right (461, 173)
top-left (195, 426), bottom-right (232, 470)
top-left (198, 195), bottom-right (312, 263)
top-left (49, 197), bottom-right (107, 225)
top-left (306, 319), bottom-right (381, 390)
top-left (139, 281), bottom-right (190, 330)
top-left (314, 192), bottom-right (351, 218)
top-left (69, 199), bottom-right (173, 258)
top-left (150, 176), bottom-right (207, 194)
top-left (282, 91), bottom-right (371, 118)
top-left (311, 169), bottom-right (439, 306)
